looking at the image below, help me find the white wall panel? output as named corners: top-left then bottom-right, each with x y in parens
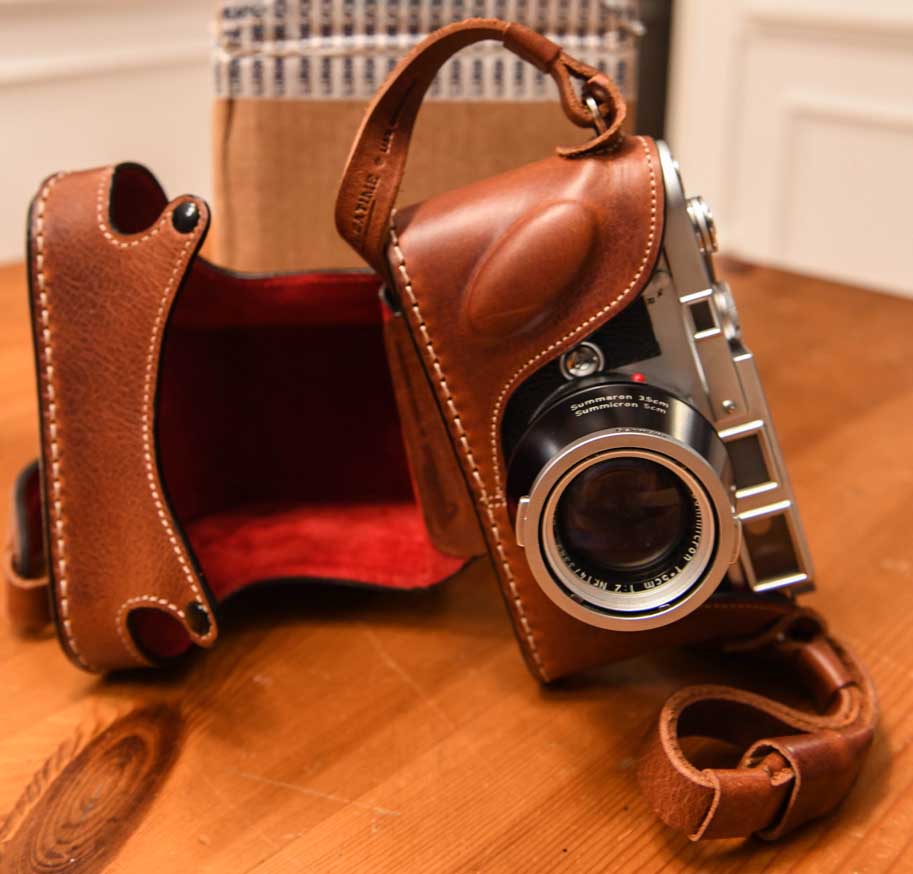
top-left (668, 0), bottom-right (913, 297)
top-left (0, 0), bottom-right (213, 264)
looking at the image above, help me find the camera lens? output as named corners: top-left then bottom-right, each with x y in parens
top-left (506, 379), bottom-right (741, 630)
top-left (555, 457), bottom-right (692, 575)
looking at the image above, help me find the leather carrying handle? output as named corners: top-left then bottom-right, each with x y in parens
top-left (639, 609), bottom-right (877, 840)
top-left (334, 17), bottom-right (626, 275)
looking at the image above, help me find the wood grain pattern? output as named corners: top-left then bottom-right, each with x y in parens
top-left (0, 258), bottom-right (911, 872)
top-left (0, 706), bottom-right (182, 873)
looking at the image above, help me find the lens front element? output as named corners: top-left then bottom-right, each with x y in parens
top-left (542, 449), bottom-right (715, 616)
top-left (555, 457), bottom-right (693, 575)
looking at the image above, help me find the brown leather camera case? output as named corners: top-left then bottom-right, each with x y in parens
top-left (335, 18), bottom-right (877, 841)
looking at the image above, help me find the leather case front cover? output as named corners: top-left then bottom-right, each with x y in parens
top-left (20, 163), bottom-right (467, 671)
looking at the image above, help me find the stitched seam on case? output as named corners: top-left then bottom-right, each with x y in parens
top-left (33, 174), bottom-right (92, 670)
top-left (488, 135), bottom-right (658, 500)
top-left (561, 132), bottom-right (626, 160)
top-left (95, 169), bottom-right (168, 249)
top-left (131, 230), bottom-right (216, 653)
top-left (388, 221), bottom-right (547, 680)
top-left (116, 595), bottom-right (184, 664)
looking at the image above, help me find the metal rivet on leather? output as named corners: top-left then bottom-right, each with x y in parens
top-left (172, 201), bottom-right (200, 233)
top-left (184, 601), bottom-right (210, 635)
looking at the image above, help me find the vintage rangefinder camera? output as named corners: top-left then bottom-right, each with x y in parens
top-left (504, 142), bottom-right (813, 631)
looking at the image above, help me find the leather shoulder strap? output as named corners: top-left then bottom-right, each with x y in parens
top-left (639, 609), bottom-right (877, 840)
top-left (334, 17), bottom-right (625, 274)
top-left (26, 164), bottom-right (218, 671)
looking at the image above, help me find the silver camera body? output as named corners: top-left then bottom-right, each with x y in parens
top-left (508, 141), bottom-right (813, 632)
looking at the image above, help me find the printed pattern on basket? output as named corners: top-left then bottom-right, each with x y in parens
top-left (213, 0), bottom-right (641, 100)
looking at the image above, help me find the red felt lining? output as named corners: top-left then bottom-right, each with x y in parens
top-left (143, 260), bottom-right (466, 658)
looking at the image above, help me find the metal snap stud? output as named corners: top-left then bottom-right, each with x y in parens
top-left (184, 601), bottom-right (210, 635)
top-left (172, 201), bottom-right (200, 233)
top-left (560, 341), bottom-right (605, 380)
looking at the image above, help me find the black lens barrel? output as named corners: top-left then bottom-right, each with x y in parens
top-left (506, 380), bottom-right (729, 516)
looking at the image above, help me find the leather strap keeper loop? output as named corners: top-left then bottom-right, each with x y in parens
top-left (502, 24), bottom-right (562, 71)
top-left (3, 545), bottom-right (50, 635)
top-left (638, 610), bottom-right (877, 841)
top-left (4, 460), bottom-right (51, 635)
top-left (697, 759), bottom-right (792, 840)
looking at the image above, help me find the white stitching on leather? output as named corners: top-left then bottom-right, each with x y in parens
top-left (94, 171), bottom-right (213, 659)
top-left (95, 168), bottom-right (168, 249)
top-left (34, 173), bottom-right (92, 670)
top-left (388, 221), bottom-right (547, 679)
top-left (134, 226), bottom-right (216, 650)
top-left (489, 135), bottom-right (658, 498)
top-left (387, 136), bottom-right (658, 681)
top-left (96, 166), bottom-right (214, 651)
top-left (115, 595), bottom-right (185, 664)
top-left (38, 172), bottom-right (211, 667)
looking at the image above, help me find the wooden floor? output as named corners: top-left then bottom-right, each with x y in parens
top-left (1, 257), bottom-right (912, 873)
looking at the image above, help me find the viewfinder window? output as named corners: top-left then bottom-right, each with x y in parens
top-left (690, 300), bottom-right (716, 334)
top-left (743, 514), bottom-right (800, 582)
top-left (727, 433), bottom-right (772, 490)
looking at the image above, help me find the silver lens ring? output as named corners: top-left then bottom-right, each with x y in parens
top-left (516, 426), bottom-right (739, 632)
top-left (540, 448), bottom-right (716, 614)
